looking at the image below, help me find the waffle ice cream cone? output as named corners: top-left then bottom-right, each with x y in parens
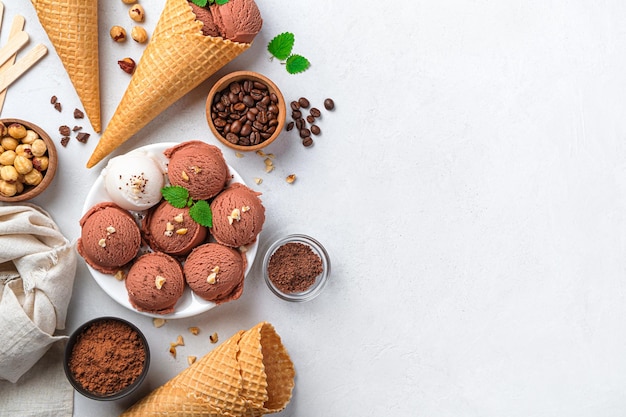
top-left (31, 0), bottom-right (101, 133)
top-left (86, 0), bottom-right (251, 168)
top-left (120, 322), bottom-right (295, 417)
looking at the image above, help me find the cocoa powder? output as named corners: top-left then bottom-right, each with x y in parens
top-left (68, 319), bottom-right (146, 396)
top-left (267, 242), bottom-right (323, 293)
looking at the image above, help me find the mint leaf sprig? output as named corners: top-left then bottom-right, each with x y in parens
top-left (190, 0), bottom-right (229, 7)
top-left (268, 32), bottom-right (310, 74)
top-left (161, 186), bottom-right (213, 228)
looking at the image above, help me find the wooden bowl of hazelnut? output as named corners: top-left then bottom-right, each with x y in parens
top-left (0, 119), bottom-right (57, 202)
top-left (206, 71), bottom-right (286, 152)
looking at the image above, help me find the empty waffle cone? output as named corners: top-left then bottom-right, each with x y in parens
top-left (120, 322), bottom-right (295, 417)
top-left (86, 0), bottom-right (250, 168)
top-left (31, 0), bottom-right (101, 133)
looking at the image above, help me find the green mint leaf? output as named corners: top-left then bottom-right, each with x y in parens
top-left (189, 200), bottom-right (213, 228)
top-left (161, 186), bottom-right (190, 209)
top-left (285, 54), bottom-right (310, 74)
top-left (191, 0), bottom-right (208, 6)
top-left (215, 0), bottom-right (230, 4)
top-left (268, 32), bottom-right (295, 60)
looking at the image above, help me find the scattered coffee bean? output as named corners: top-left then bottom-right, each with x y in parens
top-left (290, 101), bottom-right (300, 111)
top-left (298, 97), bottom-right (310, 108)
top-left (302, 137), bottom-right (313, 147)
top-left (211, 79), bottom-right (281, 147)
top-left (74, 108), bottom-right (84, 119)
top-left (296, 118), bottom-right (306, 130)
top-left (324, 98), bottom-right (335, 111)
top-left (59, 125), bottom-right (71, 136)
top-left (60, 137), bottom-right (70, 147)
top-left (299, 128), bottom-right (310, 139)
top-left (50, 96), bottom-right (57, 104)
top-left (286, 121), bottom-right (294, 131)
top-left (310, 107), bottom-right (321, 118)
top-left (306, 115), bottom-right (315, 124)
top-left (291, 110), bottom-right (302, 119)
top-left (310, 125), bottom-right (320, 135)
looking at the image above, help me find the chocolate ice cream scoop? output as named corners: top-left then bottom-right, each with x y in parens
top-left (187, 0), bottom-right (262, 43)
top-left (210, 183), bottom-right (264, 247)
top-left (184, 243), bottom-right (245, 304)
top-left (77, 202), bottom-right (141, 274)
top-left (164, 141), bottom-right (229, 201)
top-left (188, 2), bottom-right (221, 37)
top-left (125, 252), bottom-right (184, 314)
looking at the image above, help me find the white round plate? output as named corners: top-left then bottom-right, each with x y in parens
top-left (82, 142), bottom-right (258, 319)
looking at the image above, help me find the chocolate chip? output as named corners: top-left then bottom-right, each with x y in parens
top-left (76, 132), bottom-right (90, 143)
top-left (59, 125), bottom-right (71, 136)
top-left (74, 108), bottom-right (84, 119)
top-left (60, 137), bottom-right (70, 147)
top-left (73, 126), bottom-right (82, 132)
top-left (54, 102), bottom-right (62, 112)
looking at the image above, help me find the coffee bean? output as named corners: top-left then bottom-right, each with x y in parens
top-left (230, 119), bottom-right (242, 134)
top-left (296, 119), bottom-right (306, 130)
top-left (240, 123), bottom-right (252, 136)
top-left (324, 98), bottom-right (335, 110)
top-left (299, 128), bottom-right (311, 138)
top-left (302, 137), bottom-right (313, 147)
top-left (292, 110), bottom-right (302, 119)
top-left (226, 133), bottom-right (239, 144)
top-left (298, 97), bottom-right (310, 108)
top-left (290, 101), bottom-right (300, 111)
top-left (253, 81), bottom-right (268, 90)
top-left (229, 82), bottom-right (241, 94)
top-left (242, 95), bottom-right (255, 107)
top-left (311, 125), bottom-right (321, 135)
top-left (233, 102), bottom-right (246, 112)
top-left (310, 107), bottom-right (321, 118)
top-left (287, 121), bottom-right (294, 131)
top-left (306, 115), bottom-right (315, 123)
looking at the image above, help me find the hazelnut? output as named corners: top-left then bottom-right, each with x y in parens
top-left (129, 4), bottom-right (145, 22)
top-left (110, 26), bottom-right (127, 42)
top-left (286, 174), bottom-right (297, 184)
top-left (0, 180), bottom-right (18, 197)
top-left (8, 123), bottom-right (27, 139)
top-left (0, 165), bottom-right (19, 182)
top-left (30, 139), bottom-right (47, 157)
top-left (14, 155), bottom-right (33, 175)
top-left (1, 136), bottom-right (19, 151)
top-left (32, 156), bottom-right (49, 172)
top-left (24, 169), bottom-right (43, 186)
top-left (131, 26), bottom-right (148, 43)
top-left (209, 332), bottom-right (218, 344)
top-left (15, 143), bottom-right (33, 158)
top-left (114, 270), bottom-right (126, 281)
top-left (0, 150), bottom-right (16, 165)
top-left (0, 122), bottom-right (7, 137)
top-left (21, 130), bottom-right (39, 145)
top-left (117, 57), bottom-right (136, 74)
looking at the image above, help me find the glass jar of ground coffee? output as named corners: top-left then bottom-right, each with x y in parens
top-left (64, 317), bottom-right (150, 400)
top-left (263, 234), bottom-right (330, 302)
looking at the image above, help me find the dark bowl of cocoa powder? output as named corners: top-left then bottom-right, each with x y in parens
top-left (206, 71), bottom-right (286, 152)
top-left (64, 317), bottom-right (150, 400)
top-left (263, 234), bottom-right (330, 302)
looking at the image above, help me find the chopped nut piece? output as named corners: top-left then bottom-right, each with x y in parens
top-left (266, 153), bottom-right (276, 159)
top-left (264, 165), bottom-right (274, 173)
top-left (207, 272), bottom-right (217, 284)
top-left (169, 345), bottom-right (177, 358)
top-left (155, 275), bottom-right (166, 289)
top-left (212, 266), bottom-right (220, 273)
top-left (106, 226), bottom-right (116, 234)
top-left (164, 230), bottom-right (174, 237)
top-left (176, 228), bottom-right (188, 235)
top-left (188, 327), bottom-right (200, 335)
top-left (255, 150), bottom-right (266, 157)
top-left (235, 152), bottom-right (244, 158)
top-left (238, 245), bottom-right (248, 253)
top-left (187, 356), bottom-right (197, 366)
top-left (254, 177), bottom-right (263, 185)
top-left (166, 222), bottom-right (175, 232)
top-left (114, 270), bottom-right (126, 281)
top-left (98, 238), bottom-right (106, 248)
top-left (286, 174), bottom-right (297, 184)
top-left (173, 213), bottom-right (184, 223)
top-left (209, 332), bottom-right (219, 344)
top-left (227, 208), bottom-right (241, 225)
top-left (191, 165), bottom-right (202, 174)
top-left (118, 57), bottom-right (136, 74)
top-left (181, 170), bottom-right (189, 181)
top-left (263, 157), bottom-right (273, 166)
top-left (241, 205), bottom-right (250, 213)
top-left (153, 318), bottom-right (167, 328)
top-left (176, 335), bottom-right (185, 346)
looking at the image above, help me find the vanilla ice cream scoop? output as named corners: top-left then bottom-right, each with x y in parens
top-left (103, 152), bottom-right (166, 211)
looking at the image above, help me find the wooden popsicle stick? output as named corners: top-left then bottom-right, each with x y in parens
top-left (0, 15), bottom-right (26, 115)
top-left (0, 30), bottom-right (28, 67)
top-left (0, 3), bottom-right (4, 33)
top-left (0, 44), bottom-right (47, 92)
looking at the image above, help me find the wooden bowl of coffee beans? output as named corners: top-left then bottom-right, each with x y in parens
top-left (206, 71), bottom-right (286, 152)
top-left (0, 119), bottom-right (57, 202)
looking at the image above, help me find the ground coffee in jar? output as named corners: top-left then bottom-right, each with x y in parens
top-left (267, 242), bottom-right (323, 293)
top-left (67, 319), bottom-right (146, 396)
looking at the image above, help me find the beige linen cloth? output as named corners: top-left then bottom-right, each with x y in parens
top-left (0, 204), bottom-right (76, 416)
